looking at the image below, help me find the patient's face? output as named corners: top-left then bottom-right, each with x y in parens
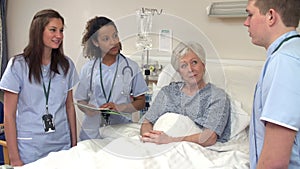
top-left (178, 51), bottom-right (205, 87)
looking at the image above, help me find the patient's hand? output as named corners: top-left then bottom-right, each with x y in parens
top-left (141, 130), bottom-right (173, 144)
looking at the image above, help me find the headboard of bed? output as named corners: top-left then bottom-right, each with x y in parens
top-left (220, 59), bottom-right (263, 115)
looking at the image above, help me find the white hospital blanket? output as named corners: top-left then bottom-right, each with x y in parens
top-left (17, 122), bottom-right (249, 169)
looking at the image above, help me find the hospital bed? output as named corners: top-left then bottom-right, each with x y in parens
top-left (15, 59), bottom-right (262, 169)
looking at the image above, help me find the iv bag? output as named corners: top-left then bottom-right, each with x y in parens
top-left (136, 9), bottom-right (152, 50)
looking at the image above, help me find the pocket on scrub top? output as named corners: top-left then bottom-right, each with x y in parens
top-left (17, 131), bottom-right (38, 163)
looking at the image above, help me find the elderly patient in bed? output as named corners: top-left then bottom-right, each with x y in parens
top-left (140, 41), bottom-right (231, 147)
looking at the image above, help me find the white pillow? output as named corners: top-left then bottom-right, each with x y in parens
top-left (156, 64), bottom-right (181, 89)
top-left (153, 112), bottom-right (202, 137)
top-left (229, 99), bottom-right (250, 139)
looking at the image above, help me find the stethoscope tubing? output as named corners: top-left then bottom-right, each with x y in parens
top-left (89, 53), bottom-right (133, 97)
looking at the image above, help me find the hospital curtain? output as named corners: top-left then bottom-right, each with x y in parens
top-left (0, 0), bottom-right (8, 80)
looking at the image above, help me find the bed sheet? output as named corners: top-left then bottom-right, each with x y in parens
top-left (16, 98), bottom-right (250, 169)
top-left (17, 120), bottom-right (249, 169)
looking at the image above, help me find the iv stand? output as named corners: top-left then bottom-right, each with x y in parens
top-left (136, 7), bottom-right (163, 115)
top-left (144, 49), bottom-right (150, 86)
top-left (136, 8), bottom-right (153, 86)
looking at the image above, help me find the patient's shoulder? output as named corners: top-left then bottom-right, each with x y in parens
top-left (161, 81), bottom-right (183, 91)
top-left (207, 83), bottom-right (227, 94)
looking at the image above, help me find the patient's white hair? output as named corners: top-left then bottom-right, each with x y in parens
top-left (171, 41), bottom-right (206, 71)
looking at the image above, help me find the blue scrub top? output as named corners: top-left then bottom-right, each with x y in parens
top-left (0, 55), bottom-right (79, 164)
top-left (75, 54), bottom-right (148, 140)
top-left (249, 31), bottom-right (300, 169)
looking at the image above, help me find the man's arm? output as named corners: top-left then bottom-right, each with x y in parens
top-left (257, 122), bottom-right (296, 169)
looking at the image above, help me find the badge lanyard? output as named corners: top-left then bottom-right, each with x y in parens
top-left (42, 74), bottom-right (51, 114)
top-left (99, 56), bottom-right (119, 103)
top-left (99, 56), bottom-right (119, 125)
top-left (41, 71), bottom-right (56, 132)
top-left (272, 34), bottom-right (300, 54)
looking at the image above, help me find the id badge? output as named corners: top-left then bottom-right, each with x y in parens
top-left (42, 113), bottom-right (55, 133)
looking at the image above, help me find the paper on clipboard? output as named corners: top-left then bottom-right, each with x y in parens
top-left (74, 102), bottom-right (109, 111)
top-left (74, 102), bottom-right (123, 116)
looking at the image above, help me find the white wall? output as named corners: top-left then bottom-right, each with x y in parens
top-left (7, 0), bottom-right (266, 63)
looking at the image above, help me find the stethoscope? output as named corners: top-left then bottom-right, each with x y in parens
top-left (252, 34), bottom-right (300, 163)
top-left (88, 53), bottom-right (133, 100)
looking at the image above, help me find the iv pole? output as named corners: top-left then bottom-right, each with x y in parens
top-left (136, 8), bottom-right (152, 85)
top-left (136, 7), bottom-right (163, 85)
top-left (136, 7), bottom-right (163, 116)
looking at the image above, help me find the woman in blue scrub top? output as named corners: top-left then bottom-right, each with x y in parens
top-left (75, 16), bottom-right (148, 140)
top-left (0, 9), bottom-right (79, 166)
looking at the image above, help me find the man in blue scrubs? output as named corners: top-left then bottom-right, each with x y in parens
top-left (244, 0), bottom-right (300, 168)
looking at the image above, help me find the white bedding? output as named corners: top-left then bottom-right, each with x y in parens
top-left (17, 101), bottom-right (250, 169)
top-left (17, 137), bottom-right (249, 169)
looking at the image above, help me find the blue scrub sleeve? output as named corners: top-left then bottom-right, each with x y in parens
top-left (66, 57), bottom-right (79, 90)
top-left (74, 61), bottom-right (92, 101)
top-left (261, 53), bottom-right (300, 130)
top-left (0, 58), bottom-right (23, 93)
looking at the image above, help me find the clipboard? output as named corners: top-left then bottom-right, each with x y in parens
top-left (74, 102), bottom-right (109, 111)
top-left (74, 102), bottom-right (123, 116)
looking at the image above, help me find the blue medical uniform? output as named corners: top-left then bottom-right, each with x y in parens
top-left (75, 54), bottom-right (148, 140)
top-left (0, 55), bottom-right (79, 164)
top-left (249, 31), bottom-right (300, 169)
